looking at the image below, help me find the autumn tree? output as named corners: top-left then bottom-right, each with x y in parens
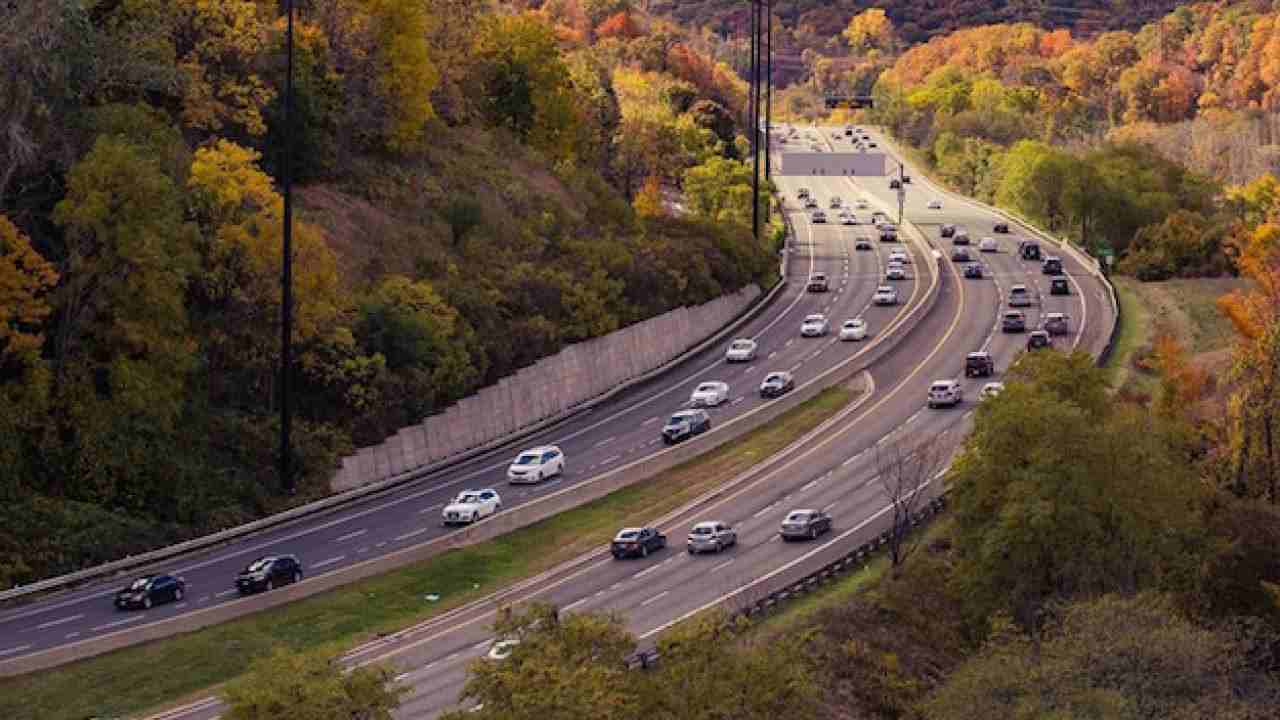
top-left (223, 646), bottom-right (405, 720)
top-left (174, 0), bottom-right (275, 136)
top-left (360, 0), bottom-right (440, 150)
top-left (0, 216), bottom-right (58, 370)
top-left (843, 8), bottom-right (897, 55)
top-left (682, 155), bottom-right (755, 227)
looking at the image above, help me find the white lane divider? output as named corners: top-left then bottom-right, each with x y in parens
top-left (801, 478), bottom-right (819, 491)
top-left (642, 416), bottom-right (660, 426)
top-left (34, 613), bottom-right (84, 631)
top-left (333, 529), bottom-right (367, 543)
top-left (640, 590), bottom-right (670, 607)
top-left (752, 503), bottom-right (776, 519)
top-left (357, 547), bottom-right (370, 554)
top-left (417, 503), bottom-right (443, 515)
top-left (710, 558), bottom-right (735, 573)
top-left (174, 603), bottom-right (187, 610)
top-left (0, 644), bottom-right (31, 657)
top-left (65, 631), bottom-right (80, 640)
top-left (215, 589), bottom-right (237, 598)
top-left (784, 339), bottom-right (794, 347)
top-left (91, 615), bottom-right (143, 633)
top-left (730, 396), bottom-right (745, 406)
top-left (595, 436), bottom-right (616, 448)
top-left (601, 454), bottom-right (621, 465)
top-left (562, 596), bottom-right (590, 612)
top-left (767, 351), bottom-right (778, 359)
top-left (395, 527), bottom-right (432, 542)
top-left (789, 363), bottom-right (802, 373)
top-left (312, 555), bottom-right (346, 570)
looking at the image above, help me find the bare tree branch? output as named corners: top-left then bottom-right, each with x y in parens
top-left (874, 433), bottom-right (946, 569)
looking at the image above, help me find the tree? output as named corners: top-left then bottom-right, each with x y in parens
top-left (843, 8), bottom-right (896, 55)
top-left (361, 0), bottom-right (440, 150)
top-left (222, 646), bottom-right (406, 720)
top-left (633, 175), bottom-right (665, 217)
top-left (0, 215), bottom-right (58, 368)
top-left (174, 0), bottom-right (275, 136)
top-left (874, 435), bottom-right (946, 568)
top-left (682, 155), bottom-right (754, 227)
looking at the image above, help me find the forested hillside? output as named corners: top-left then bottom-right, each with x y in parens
top-left (0, 0), bottom-right (774, 584)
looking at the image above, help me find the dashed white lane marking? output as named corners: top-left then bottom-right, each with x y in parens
top-left (357, 546), bottom-right (370, 554)
top-left (312, 555), bottom-right (345, 570)
top-left (742, 366), bottom-right (757, 374)
top-left (35, 614), bottom-right (84, 631)
top-left (174, 603), bottom-right (187, 610)
top-left (710, 558), bottom-right (735, 573)
top-left (418, 503), bottom-right (443, 514)
top-left (823, 502), bottom-right (837, 512)
top-left (809, 351), bottom-right (823, 361)
top-left (752, 503), bottom-right (776, 519)
top-left (647, 439), bottom-right (659, 446)
top-left (198, 595), bottom-right (210, 603)
top-left (395, 527), bottom-right (432, 542)
top-left (0, 644), bottom-right (31, 657)
top-left (562, 596), bottom-right (590, 612)
top-left (767, 351), bottom-right (778, 359)
top-left (595, 436), bottom-right (616, 448)
top-left (215, 589), bottom-right (237, 598)
top-left (376, 541), bottom-right (387, 548)
top-left (784, 339), bottom-right (794, 347)
top-left (91, 615), bottom-right (143, 633)
top-left (334, 529), bottom-right (367, 543)
top-left (633, 557), bottom-right (673, 580)
top-left (768, 535), bottom-right (781, 543)
top-left (730, 396), bottom-right (745, 406)
top-left (801, 478), bottom-right (819, 491)
top-left (65, 631), bottom-right (80, 640)
top-left (642, 416), bottom-right (660, 426)
top-left (640, 590), bottom-right (670, 607)
top-left (601, 454), bottom-right (621, 465)
top-left (789, 363), bottom-right (802, 372)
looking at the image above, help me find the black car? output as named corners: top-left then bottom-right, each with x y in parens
top-left (1042, 256), bottom-right (1063, 275)
top-left (940, 224), bottom-right (956, 238)
top-left (879, 225), bottom-right (898, 242)
top-left (1002, 311), bottom-right (1027, 333)
top-left (236, 555), bottom-right (303, 595)
top-left (662, 409), bottom-right (711, 444)
top-left (1018, 240), bottom-right (1041, 260)
top-left (1027, 330), bottom-right (1052, 351)
top-left (611, 527), bottom-right (666, 559)
top-left (902, 175), bottom-right (912, 184)
top-left (950, 247), bottom-right (971, 263)
top-left (889, 178), bottom-right (901, 189)
top-left (965, 351), bottom-right (994, 377)
top-left (760, 371), bottom-right (795, 398)
top-left (855, 237), bottom-right (873, 251)
top-left (115, 574), bottom-right (185, 610)
top-left (964, 263), bottom-right (984, 279)
top-left (779, 509), bottom-right (833, 541)
top-left (952, 232), bottom-right (970, 246)
top-left (993, 222), bottom-right (1010, 233)
top-left (1050, 277), bottom-right (1071, 295)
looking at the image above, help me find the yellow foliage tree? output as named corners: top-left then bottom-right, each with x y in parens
top-left (175, 0), bottom-right (276, 136)
top-left (843, 8), bottom-right (896, 54)
top-left (633, 175), bottom-right (665, 217)
top-left (0, 216), bottom-right (59, 367)
top-left (360, 0), bottom-right (440, 150)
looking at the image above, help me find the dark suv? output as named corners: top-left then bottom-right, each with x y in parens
top-left (1050, 277), bottom-right (1071, 295)
top-left (236, 555), bottom-right (303, 595)
top-left (993, 222), bottom-right (1010, 233)
top-left (1019, 240), bottom-right (1042, 260)
top-left (1002, 311), bottom-right (1027, 333)
top-left (611, 527), bottom-right (666, 559)
top-left (1042, 256), bottom-right (1063, 275)
top-left (965, 352), bottom-right (994, 377)
top-left (940, 224), bottom-right (956, 238)
top-left (115, 574), bottom-right (185, 610)
top-left (889, 178), bottom-right (901, 189)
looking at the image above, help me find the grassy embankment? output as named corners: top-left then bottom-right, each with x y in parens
top-left (0, 383), bottom-right (859, 720)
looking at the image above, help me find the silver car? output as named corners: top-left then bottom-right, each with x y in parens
top-left (687, 521), bottom-right (737, 554)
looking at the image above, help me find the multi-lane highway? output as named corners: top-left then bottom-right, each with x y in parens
top-left (141, 125), bottom-right (1114, 720)
top-left (0, 128), bottom-right (938, 671)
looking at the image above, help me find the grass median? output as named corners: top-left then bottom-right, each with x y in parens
top-left (0, 384), bottom-right (858, 720)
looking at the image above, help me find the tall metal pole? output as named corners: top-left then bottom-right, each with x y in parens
top-left (749, 0), bottom-right (760, 240)
top-left (764, 1), bottom-right (772, 217)
top-left (280, 0), bottom-right (296, 495)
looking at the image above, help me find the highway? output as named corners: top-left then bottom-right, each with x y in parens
top-left (0, 128), bottom-right (934, 670)
top-left (143, 125), bottom-right (1114, 720)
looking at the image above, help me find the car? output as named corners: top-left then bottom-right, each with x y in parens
top-left (871, 211), bottom-right (889, 224)
top-left (855, 199), bottom-right (870, 209)
top-left (779, 509), bottom-right (832, 541)
top-left (236, 555), bottom-right (303, 595)
top-left (873, 286), bottom-right (899, 305)
top-left (442, 489), bottom-right (502, 525)
top-left (689, 381), bottom-right (730, 407)
top-left (840, 213), bottom-right (857, 226)
top-left (801, 314), bottom-right (830, 337)
top-left (886, 263), bottom-right (907, 281)
top-left (993, 222), bottom-right (1010, 233)
top-left (844, 127), bottom-right (853, 136)
top-left (115, 574), bottom-right (185, 610)
top-left (1042, 256), bottom-right (1063, 275)
top-left (759, 371), bottom-right (795, 398)
top-left (867, 141), bottom-right (878, 148)
top-left (940, 224), bottom-right (956, 238)
top-left (928, 379), bottom-right (963, 408)
top-left (950, 247), bottom-right (972, 263)
top-left (839, 318), bottom-right (868, 341)
top-left (963, 263), bottom-right (984, 279)
top-left (902, 175), bottom-right (912, 184)
top-left (1050, 277), bottom-right (1071, 295)
top-left (953, 230), bottom-right (970, 245)
top-left (855, 237), bottom-right (873, 251)
top-left (687, 521), bottom-right (737, 554)
top-left (830, 196), bottom-right (842, 209)
top-left (807, 272), bottom-right (830, 292)
top-left (888, 249), bottom-right (909, 264)
top-left (889, 178), bottom-right (901, 189)
top-left (1027, 330), bottom-right (1052, 350)
top-left (1002, 310), bottom-right (1027, 332)
top-left (611, 527), bottom-right (667, 559)
top-left (1044, 312), bottom-right (1070, 335)
top-left (797, 188), bottom-right (810, 200)
top-left (1008, 284), bottom-right (1032, 307)
top-left (878, 224), bottom-right (898, 242)
top-left (927, 200), bottom-right (943, 209)
top-left (965, 351), bottom-right (994, 378)
top-left (725, 338), bottom-right (758, 363)
top-left (1018, 239), bottom-right (1041, 260)
top-left (811, 210), bottom-right (827, 223)
top-left (979, 237), bottom-right (998, 253)
top-left (486, 639), bottom-right (520, 661)
top-left (507, 445), bottom-right (565, 484)
top-left (662, 409), bottom-right (711, 444)
top-left (979, 382), bottom-right (1006, 401)
top-left (804, 197), bottom-right (819, 209)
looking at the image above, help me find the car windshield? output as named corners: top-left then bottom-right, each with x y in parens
top-left (514, 453), bottom-right (539, 465)
top-left (617, 531), bottom-right (639, 540)
top-left (458, 493), bottom-right (482, 503)
top-left (731, 341), bottom-right (752, 350)
top-left (786, 512), bottom-right (810, 523)
top-left (1011, 287), bottom-right (1027, 294)
top-left (691, 526), bottom-right (713, 535)
top-left (696, 383), bottom-right (717, 393)
top-left (764, 374), bottom-right (783, 384)
top-left (932, 384), bottom-right (951, 392)
top-left (668, 414), bottom-right (690, 425)
top-left (247, 558), bottom-right (273, 573)
top-left (128, 577), bottom-right (152, 590)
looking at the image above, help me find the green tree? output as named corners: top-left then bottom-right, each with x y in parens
top-left (682, 155), bottom-right (754, 227)
top-left (223, 646), bottom-right (406, 720)
top-left (994, 140), bottom-right (1072, 231)
top-left (361, 0), bottom-right (440, 150)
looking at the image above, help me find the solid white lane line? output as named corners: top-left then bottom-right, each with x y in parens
top-left (396, 527), bottom-right (432, 542)
top-left (0, 644), bottom-right (31, 657)
top-left (595, 436), bottom-right (616, 448)
top-left (91, 615), bottom-right (143, 633)
top-left (334, 529), bottom-right (367, 543)
top-left (640, 591), bottom-right (670, 607)
top-left (35, 614), bottom-right (84, 631)
top-left (312, 555), bottom-right (345, 570)
top-left (710, 558), bottom-right (735, 573)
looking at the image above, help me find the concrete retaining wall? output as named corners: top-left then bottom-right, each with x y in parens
top-left (331, 286), bottom-right (763, 492)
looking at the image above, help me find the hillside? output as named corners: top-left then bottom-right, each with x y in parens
top-left (0, 1), bottom-right (773, 584)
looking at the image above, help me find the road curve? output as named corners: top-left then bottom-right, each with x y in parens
top-left (143, 126), bottom-right (1113, 720)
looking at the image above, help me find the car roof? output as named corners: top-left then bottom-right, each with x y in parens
top-left (968, 351), bottom-right (990, 358)
top-left (520, 445), bottom-right (559, 454)
top-left (843, 318), bottom-right (862, 325)
top-left (1005, 310), bottom-right (1024, 316)
top-left (804, 314), bottom-right (825, 321)
top-left (876, 286), bottom-right (894, 292)
top-left (691, 521), bottom-right (724, 529)
top-left (617, 527), bottom-right (643, 535)
top-left (1031, 330), bottom-right (1049, 336)
top-left (1011, 283), bottom-right (1027, 290)
top-left (787, 509), bottom-right (819, 516)
top-left (1046, 312), bottom-right (1066, 318)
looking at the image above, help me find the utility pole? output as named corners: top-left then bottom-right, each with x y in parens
top-left (279, 0), bottom-right (296, 495)
top-left (896, 161), bottom-right (906, 227)
top-left (763, 0), bottom-right (772, 223)
top-left (749, 0), bottom-right (761, 240)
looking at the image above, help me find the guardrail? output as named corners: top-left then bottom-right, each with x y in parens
top-left (1, 225), bottom-right (796, 606)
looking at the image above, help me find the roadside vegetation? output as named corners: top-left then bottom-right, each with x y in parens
top-left (0, 0), bottom-right (778, 584)
top-left (0, 386), bottom-right (854, 720)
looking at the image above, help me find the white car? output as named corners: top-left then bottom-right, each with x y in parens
top-left (839, 318), bottom-right (868, 341)
top-left (840, 213), bottom-right (857, 226)
top-left (886, 263), bottom-right (907, 281)
top-left (829, 196), bottom-right (842, 209)
top-left (888, 250), bottom-right (909, 264)
top-left (927, 199), bottom-right (943, 209)
top-left (507, 445), bottom-right (565, 484)
top-left (979, 382), bottom-right (1005, 401)
top-left (801, 314), bottom-right (830, 337)
top-left (872, 286), bottom-right (898, 305)
top-left (725, 338), bottom-right (758, 363)
top-left (690, 381), bottom-right (730, 407)
top-left (979, 237), bottom-right (998, 253)
top-left (927, 380), bottom-right (963, 408)
top-left (442, 489), bottom-right (502, 525)
top-left (486, 639), bottom-right (519, 661)
top-left (1009, 284), bottom-right (1032, 307)
top-left (855, 199), bottom-right (869, 209)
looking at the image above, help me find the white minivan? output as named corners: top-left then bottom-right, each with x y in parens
top-left (507, 445), bottom-right (565, 484)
